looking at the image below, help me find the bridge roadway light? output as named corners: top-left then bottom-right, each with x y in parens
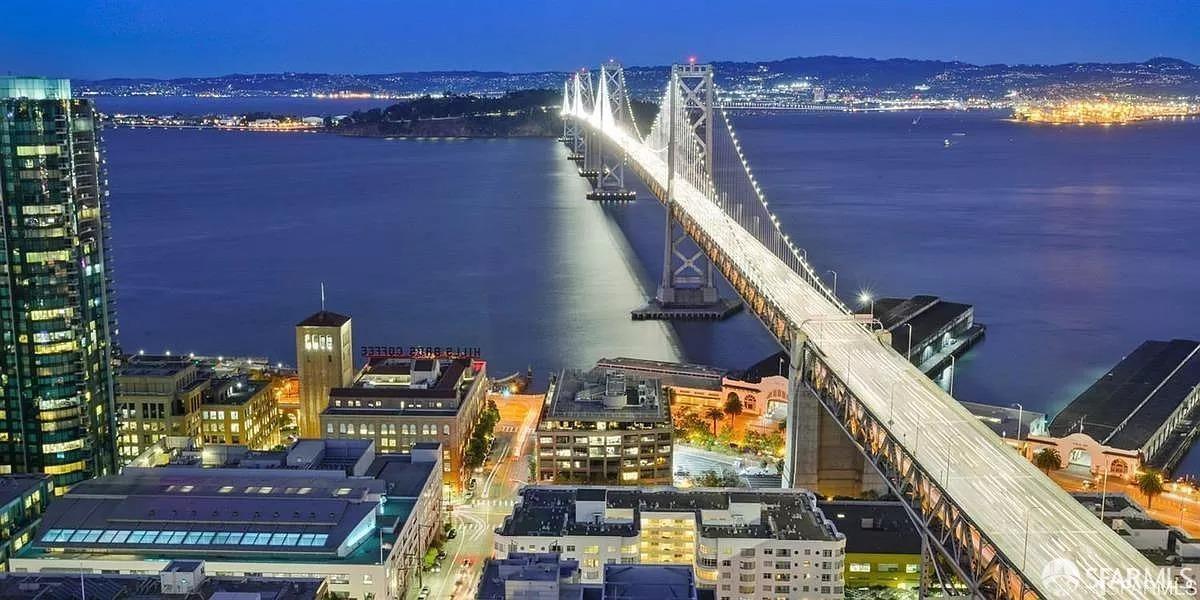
top-left (824, 270), bottom-right (838, 298)
top-left (1010, 403), bottom-right (1024, 442)
top-left (857, 291), bottom-right (875, 316)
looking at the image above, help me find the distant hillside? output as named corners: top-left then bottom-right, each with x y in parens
top-left (77, 55), bottom-right (1200, 100)
top-left (332, 90), bottom-right (658, 139)
top-left (620, 55), bottom-right (1200, 97)
top-left (334, 90), bottom-right (561, 138)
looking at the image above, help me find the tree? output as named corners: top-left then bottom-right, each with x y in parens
top-left (695, 469), bottom-right (741, 488)
top-left (1032, 448), bottom-right (1061, 474)
top-left (723, 394), bottom-right (744, 420)
top-left (703, 407), bottom-right (725, 435)
top-left (465, 435), bottom-right (488, 469)
top-left (1137, 469), bottom-right (1166, 509)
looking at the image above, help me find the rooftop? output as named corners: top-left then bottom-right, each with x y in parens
top-left (871, 295), bottom-right (975, 355)
top-left (596, 357), bottom-right (726, 391)
top-left (119, 355), bottom-right (195, 379)
top-left (204, 376), bottom-right (267, 406)
top-left (1048, 339), bottom-right (1200, 450)
top-left (477, 552), bottom-right (583, 600)
top-left (729, 351), bottom-right (790, 384)
top-left (0, 77), bottom-right (71, 101)
top-left (544, 369), bottom-right (670, 423)
top-left (603, 564), bottom-right (697, 600)
top-left (20, 439), bottom-right (439, 567)
top-left (818, 500), bottom-right (923, 555)
top-left (0, 474), bottom-right (49, 508)
top-left (325, 358), bottom-right (481, 413)
top-left (0, 570), bottom-right (324, 600)
top-left (297, 310), bottom-right (350, 328)
top-left (960, 401), bottom-right (1047, 440)
top-left (498, 486), bottom-right (840, 543)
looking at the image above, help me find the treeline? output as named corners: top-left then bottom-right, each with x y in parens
top-left (334, 89), bottom-right (658, 138)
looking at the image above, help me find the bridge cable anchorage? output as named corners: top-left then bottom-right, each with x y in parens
top-left (562, 62), bottom-right (1177, 599)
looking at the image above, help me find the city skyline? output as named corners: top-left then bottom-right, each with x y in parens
top-left (0, 0), bottom-right (1197, 79)
top-left (0, 3), bottom-right (1198, 598)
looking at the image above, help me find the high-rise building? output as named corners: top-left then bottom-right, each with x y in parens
top-left (495, 485), bottom-right (846, 598)
top-left (295, 310), bottom-right (352, 438)
top-left (321, 355), bottom-right (488, 491)
top-left (534, 368), bottom-right (673, 486)
top-left (0, 77), bottom-right (118, 489)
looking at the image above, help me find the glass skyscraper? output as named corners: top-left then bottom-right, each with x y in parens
top-left (0, 77), bottom-right (118, 490)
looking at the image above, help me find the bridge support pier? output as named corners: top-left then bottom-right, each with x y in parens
top-left (586, 147), bottom-right (635, 201)
top-left (577, 130), bottom-right (601, 180)
top-left (631, 212), bottom-right (740, 320)
top-left (784, 334), bottom-right (888, 497)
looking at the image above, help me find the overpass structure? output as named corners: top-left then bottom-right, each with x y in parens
top-left (559, 61), bottom-right (1176, 599)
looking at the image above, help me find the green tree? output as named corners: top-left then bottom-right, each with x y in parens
top-left (679, 411), bottom-right (709, 438)
top-left (465, 435), bottom-right (488, 469)
top-left (723, 394), bottom-right (744, 421)
top-left (1137, 469), bottom-right (1166, 509)
top-left (763, 430), bottom-right (784, 457)
top-left (717, 424), bottom-right (735, 447)
top-left (1032, 448), bottom-right (1061, 474)
top-left (704, 407), bottom-right (725, 435)
top-left (695, 469), bottom-right (741, 488)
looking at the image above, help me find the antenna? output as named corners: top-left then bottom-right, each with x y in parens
top-left (320, 282), bottom-right (326, 311)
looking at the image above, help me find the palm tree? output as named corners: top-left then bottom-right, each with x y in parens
top-left (1136, 469), bottom-right (1166, 509)
top-left (723, 394), bottom-right (744, 421)
top-left (1032, 448), bottom-right (1061, 474)
top-left (703, 407), bottom-right (725, 435)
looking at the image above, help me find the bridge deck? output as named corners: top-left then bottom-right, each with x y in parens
top-left (570, 109), bottom-right (1168, 598)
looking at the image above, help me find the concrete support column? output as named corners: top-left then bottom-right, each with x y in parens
top-left (785, 334), bottom-right (819, 490)
top-left (785, 334), bottom-right (888, 498)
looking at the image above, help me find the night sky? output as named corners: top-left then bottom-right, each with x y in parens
top-left (3, 0), bottom-right (1198, 79)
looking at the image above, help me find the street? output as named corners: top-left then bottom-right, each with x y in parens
top-left (1049, 468), bottom-right (1200, 537)
top-left (409, 392), bottom-right (540, 599)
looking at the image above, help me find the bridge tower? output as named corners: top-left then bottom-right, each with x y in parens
top-left (558, 78), bottom-right (577, 147)
top-left (634, 63), bottom-right (739, 320)
top-left (564, 71), bottom-right (590, 165)
top-left (574, 71), bottom-right (603, 180)
top-left (586, 61), bottom-right (635, 201)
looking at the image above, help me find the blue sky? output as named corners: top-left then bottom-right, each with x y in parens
top-left (3, 0), bottom-right (1198, 78)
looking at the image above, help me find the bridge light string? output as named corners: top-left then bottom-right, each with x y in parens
top-left (567, 64), bottom-right (849, 320)
top-left (713, 84), bottom-right (851, 315)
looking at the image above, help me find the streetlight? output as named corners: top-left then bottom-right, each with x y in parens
top-left (947, 355), bottom-right (956, 396)
top-left (857, 291), bottom-right (875, 317)
top-left (903, 323), bottom-right (914, 360)
top-left (888, 381), bottom-right (901, 427)
top-left (1011, 403), bottom-right (1024, 442)
top-left (1099, 461), bottom-right (1111, 522)
top-left (824, 269), bottom-right (838, 298)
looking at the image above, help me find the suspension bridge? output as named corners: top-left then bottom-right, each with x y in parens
top-left (558, 60), bottom-right (1174, 599)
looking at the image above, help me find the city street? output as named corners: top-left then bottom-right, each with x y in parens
top-left (1049, 468), bottom-right (1200, 538)
top-left (409, 392), bottom-right (540, 599)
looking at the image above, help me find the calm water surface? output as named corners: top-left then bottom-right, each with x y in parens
top-left (104, 108), bottom-right (1200, 471)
